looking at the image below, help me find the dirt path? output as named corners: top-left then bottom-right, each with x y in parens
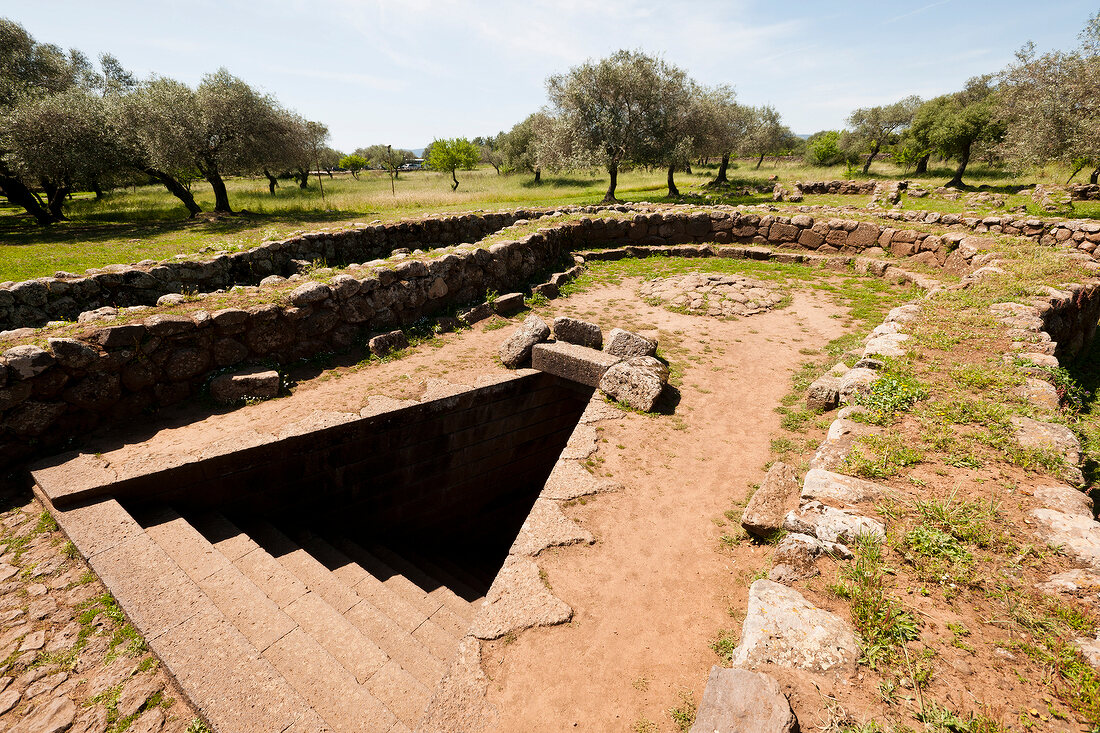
top-left (482, 282), bottom-right (851, 732)
top-left (38, 269), bottom-right (859, 732)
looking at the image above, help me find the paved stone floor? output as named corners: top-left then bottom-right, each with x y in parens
top-left (0, 492), bottom-right (202, 733)
top-left (638, 273), bottom-right (787, 318)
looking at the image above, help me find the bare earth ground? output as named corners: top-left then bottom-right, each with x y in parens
top-left (10, 272), bottom-right (865, 732)
top-left (482, 284), bottom-right (851, 732)
top-left (0, 498), bottom-right (199, 733)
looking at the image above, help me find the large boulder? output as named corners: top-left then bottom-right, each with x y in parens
top-left (499, 315), bottom-right (551, 368)
top-left (800, 468), bottom-right (887, 506)
top-left (369, 330), bottom-right (409, 357)
top-left (731, 579), bottom-right (859, 673)
top-left (2, 345), bottom-right (55, 380)
top-left (741, 462), bottom-right (800, 539)
top-left (553, 317), bottom-right (603, 349)
top-left (783, 501), bottom-right (885, 545)
top-left (209, 368), bottom-right (281, 404)
top-left (805, 375), bottom-right (840, 412)
top-left (689, 667), bottom-right (799, 733)
top-left (604, 327), bottom-right (657, 358)
top-left (597, 356), bottom-right (668, 412)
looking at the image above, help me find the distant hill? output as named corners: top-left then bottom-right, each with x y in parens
top-left (411, 148), bottom-right (424, 157)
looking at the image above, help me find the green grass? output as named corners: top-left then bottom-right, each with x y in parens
top-left (830, 534), bottom-right (920, 668)
top-left (2, 157), bottom-right (1091, 282)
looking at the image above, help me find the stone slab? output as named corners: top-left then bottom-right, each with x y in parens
top-left (531, 341), bottom-right (621, 388)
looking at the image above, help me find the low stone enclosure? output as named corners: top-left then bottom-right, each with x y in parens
top-left (8, 201), bottom-right (1100, 730)
top-left (2, 202), bottom-right (1100, 335)
top-left (6, 203), bottom-right (1100, 472)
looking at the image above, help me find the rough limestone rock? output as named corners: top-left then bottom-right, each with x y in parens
top-left (731, 579), bottom-right (859, 673)
top-left (416, 636), bottom-right (500, 733)
top-left (769, 532), bottom-right (827, 583)
top-left (492, 292), bottom-right (525, 315)
top-left (1011, 416), bottom-right (1081, 463)
top-left (471, 556), bottom-right (572, 640)
top-left (532, 341), bottom-right (620, 387)
top-left (605, 327), bottom-right (658, 358)
top-left (498, 315), bottom-right (551, 368)
top-left (288, 280), bottom-right (331, 305)
top-left (209, 368), bottom-right (281, 404)
top-left (742, 462), bottom-right (800, 539)
top-left (598, 356), bottom-right (668, 412)
top-left (509, 498), bottom-right (594, 556)
top-left (806, 375), bottom-right (841, 412)
top-left (863, 332), bottom-right (909, 358)
top-left (1035, 485), bottom-right (1093, 517)
top-left (1030, 509), bottom-right (1100, 567)
top-left (541, 460), bottom-right (623, 500)
top-left (8, 695), bottom-right (76, 733)
top-left (801, 468), bottom-right (887, 506)
top-left (369, 329), bottom-right (410, 357)
top-left (1022, 378), bottom-right (1061, 411)
top-left (838, 367), bottom-right (878, 404)
top-left (1011, 415), bottom-right (1083, 485)
top-left (689, 667), bottom-right (799, 733)
top-left (2, 344), bottom-right (55, 379)
top-left (783, 501), bottom-right (885, 545)
top-left (553, 316), bottom-right (603, 349)
top-left (1039, 569), bottom-right (1100, 597)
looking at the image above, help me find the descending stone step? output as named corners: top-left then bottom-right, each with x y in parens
top-left (32, 494), bottom-right (331, 733)
top-left (213, 516), bottom-right (443, 704)
top-left (145, 507), bottom-right (401, 732)
top-left (400, 550), bottom-right (487, 604)
top-left (359, 542), bottom-right (479, 624)
top-left (246, 520), bottom-right (463, 669)
top-left (295, 533), bottom-right (470, 641)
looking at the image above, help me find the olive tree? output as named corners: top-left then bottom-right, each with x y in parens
top-left (0, 18), bottom-right (91, 223)
top-left (692, 85), bottom-right (751, 184)
top-left (361, 144), bottom-right (414, 194)
top-left (426, 137), bottom-right (480, 190)
top-left (914, 77), bottom-right (1003, 188)
top-left (546, 49), bottom-right (694, 202)
top-left (745, 105), bottom-right (796, 169)
top-left (340, 153), bottom-right (368, 179)
top-left (845, 96), bottom-right (920, 174)
top-left (997, 14), bottom-right (1100, 183)
top-left (4, 88), bottom-right (119, 220)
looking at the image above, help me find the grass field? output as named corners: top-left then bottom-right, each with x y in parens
top-left (0, 159), bottom-right (1095, 283)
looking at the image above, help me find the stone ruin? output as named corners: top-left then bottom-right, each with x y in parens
top-left (5, 200), bottom-right (1100, 731)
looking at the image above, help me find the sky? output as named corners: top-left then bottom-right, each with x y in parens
top-left (8, 0), bottom-right (1097, 152)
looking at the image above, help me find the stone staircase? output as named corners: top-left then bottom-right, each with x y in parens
top-left (43, 494), bottom-right (482, 733)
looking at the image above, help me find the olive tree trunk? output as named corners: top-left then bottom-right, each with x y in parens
top-left (0, 171), bottom-right (58, 225)
top-left (263, 168), bottom-right (279, 195)
top-left (715, 154), bottom-right (730, 183)
top-left (667, 164), bottom-right (679, 197)
top-left (602, 162), bottom-right (619, 203)
top-left (862, 142), bottom-right (881, 175)
top-left (945, 142), bottom-right (972, 189)
top-left (915, 154), bottom-right (930, 175)
top-left (144, 168), bottom-right (201, 217)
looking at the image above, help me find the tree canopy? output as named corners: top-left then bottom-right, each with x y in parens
top-left (426, 137), bottom-right (480, 190)
top-left (546, 49), bottom-right (694, 201)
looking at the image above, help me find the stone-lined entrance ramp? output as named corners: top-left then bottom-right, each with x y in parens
top-left (30, 495), bottom-right (479, 733)
top-left (29, 370), bottom-right (596, 732)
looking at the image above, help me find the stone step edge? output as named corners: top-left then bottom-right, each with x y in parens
top-left (31, 486), bottom-right (330, 733)
top-left (142, 505), bottom-right (412, 731)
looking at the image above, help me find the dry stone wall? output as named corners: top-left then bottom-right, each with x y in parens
top-left (0, 206), bottom-right (1085, 472)
top-left (0, 207), bottom-right (618, 332)
top-left (5, 204), bottom-right (1100, 334)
